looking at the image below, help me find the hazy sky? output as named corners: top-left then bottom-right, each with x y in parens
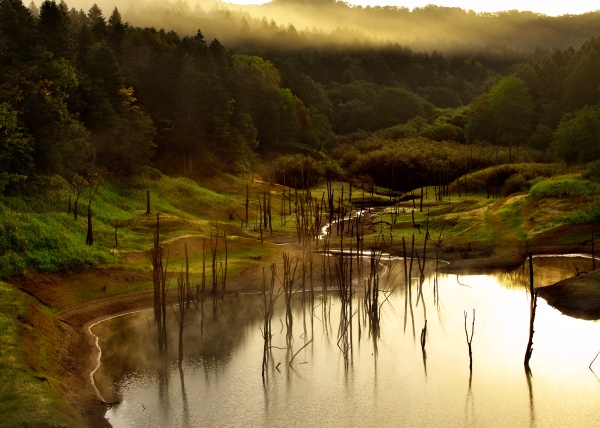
top-left (224, 1), bottom-right (599, 16)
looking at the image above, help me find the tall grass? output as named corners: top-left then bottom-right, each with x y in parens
top-left (0, 204), bottom-right (111, 278)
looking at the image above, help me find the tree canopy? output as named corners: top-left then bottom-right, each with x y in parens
top-left (0, 0), bottom-right (598, 191)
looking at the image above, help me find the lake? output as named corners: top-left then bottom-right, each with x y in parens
top-left (91, 256), bottom-right (600, 427)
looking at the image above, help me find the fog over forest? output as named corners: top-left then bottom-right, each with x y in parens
top-left (30, 0), bottom-right (600, 52)
top-left (5, 0), bottom-right (600, 187)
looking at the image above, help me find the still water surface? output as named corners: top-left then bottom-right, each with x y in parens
top-left (92, 257), bottom-right (600, 427)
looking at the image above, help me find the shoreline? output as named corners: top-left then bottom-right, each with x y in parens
top-left (22, 244), bottom-right (600, 427)
top-left (58, 291), bottom-right (162, 427)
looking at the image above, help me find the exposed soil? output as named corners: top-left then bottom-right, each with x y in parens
top-left (59, 292), bottom-right (158, 428)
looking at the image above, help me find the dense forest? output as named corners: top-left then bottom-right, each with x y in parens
top-left (2, 0), bottom-right (600, 193)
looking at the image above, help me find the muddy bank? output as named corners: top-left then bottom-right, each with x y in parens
top-left (12, 263), bottom-right (270, 427)
top-left (538, 274), bottom-right (600, 320)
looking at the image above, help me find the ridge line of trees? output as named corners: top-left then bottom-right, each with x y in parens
top-left (1, 1), bottom-right (599, 195)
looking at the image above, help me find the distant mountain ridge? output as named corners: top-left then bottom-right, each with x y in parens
top-left (117, 0), bottom-right (600, 52)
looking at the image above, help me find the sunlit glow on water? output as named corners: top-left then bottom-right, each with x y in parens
top-left (92, 257), bottom-right (600, 427)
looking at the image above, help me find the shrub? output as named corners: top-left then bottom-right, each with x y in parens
top-left (529, 176), bottom-right (600, 201)
top-left (465, 163), bottom-right (559, 195)
top-left (503, 173), bottom-right (526, 196)
top-left (582, 160), bottom-right (600, 182)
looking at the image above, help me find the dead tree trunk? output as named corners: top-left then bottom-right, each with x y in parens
top-left (245, 184), bottom-right (249, 227)
top-left (86, 205), bottom-right (93, 246)
top-left (524, 253), bottom-right (538, 369)
top-left (592, 224), bottom-right (596, 271)
top-left (464, 309), bottom-right (475, 371)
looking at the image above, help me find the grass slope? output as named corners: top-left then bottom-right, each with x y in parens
top-left (0, 281), bottom-right (83, 427)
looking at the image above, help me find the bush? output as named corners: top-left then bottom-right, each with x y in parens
top-left (529, 176), bottom-right (600, 201)
top-left (503, 173), bottom-right (526, 196)
top-left (582, 160), bottom-right (600, 182)
top-left (464, 163), bottom-right (560, 195)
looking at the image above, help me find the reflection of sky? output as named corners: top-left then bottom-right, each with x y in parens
top-left (94, 257), bottom-right (600, 427)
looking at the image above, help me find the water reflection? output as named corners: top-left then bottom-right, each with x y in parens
top-left (92, 257), bottom-right (600, 428)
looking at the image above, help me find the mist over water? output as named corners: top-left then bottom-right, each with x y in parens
top-left (92, 257), bottom-right (600, 427)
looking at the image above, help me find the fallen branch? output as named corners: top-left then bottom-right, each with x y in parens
top-left (93, 397), bottom-right (121, 408)
top-left (590, 350), bottom-right (600, 369)
top-left (289, 339), bottom-right (313, 366)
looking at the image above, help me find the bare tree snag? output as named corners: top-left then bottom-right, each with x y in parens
top-left (524, 253), bottom-right (538, 369)
top-left (464, 309), bottom-right (475, 371)
top-left (592, 224), bottom-right (596, 271)
top-left (245, 184), bottom-right (249, 227)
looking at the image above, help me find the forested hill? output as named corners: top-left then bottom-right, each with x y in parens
top-left (2, 0), bottom-right (600, 193)
top-left (99, 0), bottom-right (600, 53)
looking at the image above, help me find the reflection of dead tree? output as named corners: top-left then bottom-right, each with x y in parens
top-left (524, 253), bottom-right (538, 369)
top-left (421, 319), bottom-right (428, 376)
top-left (289, 339), bottom-right (313, 367)
top-left (261, 264), bottom-right (281, 382)
top-left (420, 320), bottom-right (427, 350)
top-left (590, 351), bottom-right (600, 378)
top-left (464, 309), bottom-right (475, 371)
top-left (403, 236), bottom-right (416, 338)
top-left (321, 224), bottom-right (332, 328)
top-left (281, 252), bottom-right (300, 348)
top-left (174, 244), bottom-right (191, 367)
top-left (179, 366), bottom-right (190, 425)
top-left (525, 367), bottom-right (535, 426)
top-left (151, 213), bottom-right (168, 354)
top-left (335, 248), bottom-right (354, 366)
top-left (207, 228), bottom-right (228, 319)
top-left (433, 227), bottom-right (444, 306)
top-left (365, 248), bottom-right (382, 338)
